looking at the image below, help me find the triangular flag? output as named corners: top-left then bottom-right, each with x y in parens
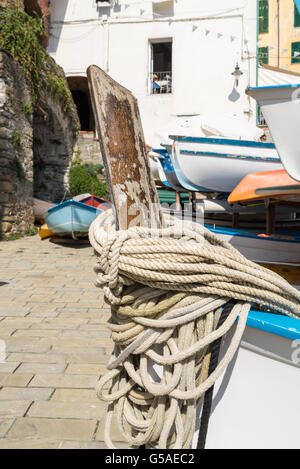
top-left (140, 8), bottom-right (145, 15)
top-left (294, 51), bottom-right (300, 57)
top-left (192, 25), bottom-right (198, 32)
top-left (217, 33), bottom-right (223, 39)
top-left (230, 36), bottom-right (236, 42)
top-left (205, 29), bottom-right (210, 36)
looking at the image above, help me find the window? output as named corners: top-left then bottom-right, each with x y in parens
top-left (292, 41), bottom-right (300, 63)
top-left (259, 0), bottom-right (269, 34)
top-left (150, 40), bottom-right (172, 94)
top-left (295, 4), bottom-right (300, 27)
top-left (258, 46), bottom-right (269, 64)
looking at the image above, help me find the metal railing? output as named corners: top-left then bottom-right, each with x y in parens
top-left (151, 71), bottom-right (172, 94)
top-left (257, 106), bottom-right (267, 126)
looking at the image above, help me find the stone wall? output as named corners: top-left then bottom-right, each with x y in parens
top-left (0, 0), bottom-right (23, 8)
top-left (74, 132), bottom-right (103, 165)
top-left (33, 57), bottom-right (79, 203)
top-left (0, 51), bottom-right (34, 236)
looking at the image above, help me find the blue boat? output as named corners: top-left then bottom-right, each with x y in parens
top-left (45, 199), bottom-right (103, 239)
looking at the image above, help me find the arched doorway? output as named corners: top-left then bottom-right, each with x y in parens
top-left (67, 76), bottom-right (95, 132)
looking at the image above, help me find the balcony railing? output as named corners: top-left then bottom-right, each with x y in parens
top-left (257, 106), bottom-right (267, 127)
top-left (151, 71), bottom-right (172, 94)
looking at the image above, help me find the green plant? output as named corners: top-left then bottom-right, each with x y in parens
top-left (69, 164), bottom-right (110, 200)
top-left (7, 226), bottom-right (38, 241)
top-left (72, 156), bottom-right (83, 166)
top-left (10, 157), bottom-right (25, 181)
top-left (22, 102), bottom-right (33, 116)
top-left (11, 130), bottom-right (21, 148)
top-left (0, 9), bottom-right (46, 101)
top-left (47, 73), bottom-right (72, 113)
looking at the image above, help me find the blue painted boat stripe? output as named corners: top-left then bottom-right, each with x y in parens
top-left (247, 309), bottom-right (300, 341)
top-left (180, 149), bottom-right (280, 162)
top-left (169, 136), bottom-right (276, 149)
top-left (207, 224), bottom-right (300, 243)
top-left (248, 84), bottom-right (300, 91)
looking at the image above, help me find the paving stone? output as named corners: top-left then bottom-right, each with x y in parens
top-left (0, 362), bottom-right (20, 373)
top-left (65, 364), bottom-right (107, 375)
top-left (0, 387), bottom-right (54, 401)
top-left (0, 419), bottom-right (14, 437)
top-left (6, 353), bottom-right (66, 364)
top-left (52, 350), bottom-right (109, 364)
top-left (29, 374), bottom-right (98, 389)
top-left (12, 329), bottom-right (62, 338)
top-left (0, 373), bottom-right (33, 387)
top-left (28, 401), bottom-right (106, 419)
top-left (6, 417), bottom-right (97, 441)
top-left (5, 343), bottom-right (51, 354)
top-left (15, 363), bottom-right (67, 374)
top-left (50, 389), bottom-right (99, 403)
top-left (0, 438), bottom-right (61, 449)
top-left (30, 319), bottom-right (88, 329)
top-left (0, 401), bottom-right (32, 418)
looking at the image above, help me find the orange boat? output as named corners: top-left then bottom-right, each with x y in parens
top-left (228, 169), bottom-right (300, 204)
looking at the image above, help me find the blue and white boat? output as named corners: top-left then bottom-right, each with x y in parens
top-left (45, 199), bottom-right (102, 239)
top-left (163, 136), bottom-right (283, 193)
top-left (246, 84), bottom-right (300, 183)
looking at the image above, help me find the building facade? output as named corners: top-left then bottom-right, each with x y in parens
top-left (48, 0), bottom-right (258, 148)
top-left (258, 0), bottom-right (300, 72)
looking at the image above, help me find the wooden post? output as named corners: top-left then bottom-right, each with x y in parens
top-left (232, 212), bottom-right (240, 228)
top-left (175, 191), bottom-right (181, 211)
top-left (266, 203), bottom-right (276, 235)
top-left (87, 65), bottom-right (162, 231)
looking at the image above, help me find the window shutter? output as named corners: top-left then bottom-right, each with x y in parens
top-left (295, 4), bottom-right (300, 27)
top-left (258, 47), bottom-right (269, 64)
top-left (292, 42), bottom-right (300, 63)
top-left (259, 0), bottom-right (269, 34)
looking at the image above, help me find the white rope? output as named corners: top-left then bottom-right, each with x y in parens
top-left (89, 209), bottom-right (300, 449)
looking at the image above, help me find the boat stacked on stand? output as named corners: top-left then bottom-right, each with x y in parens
top-left (246, 84), bottom-right (300, 182)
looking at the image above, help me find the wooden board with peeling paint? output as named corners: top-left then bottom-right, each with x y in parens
top-left (87, 65), bottom-right (162, 231)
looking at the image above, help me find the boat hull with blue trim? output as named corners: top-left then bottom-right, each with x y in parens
top-left (247, 84), bottom-right (300, 182)
top-left (45, 199), bottom-right (102, 238)
top-left (165, 137), bottom-right (282, 193)
top-left (193, 305), bottom-right (300, 449)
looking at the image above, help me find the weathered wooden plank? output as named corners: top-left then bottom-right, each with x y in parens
top-left (87, 65), bottom-right (162, 231)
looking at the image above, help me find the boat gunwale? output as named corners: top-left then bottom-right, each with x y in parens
top-left (167, 136), bottom-right (276, 149)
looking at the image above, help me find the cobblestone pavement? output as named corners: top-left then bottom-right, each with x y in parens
top-left (0, 235), bottom-right (127, 449)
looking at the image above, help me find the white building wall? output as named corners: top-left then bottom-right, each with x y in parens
top-left (49, 0), bottom-right (258, 147)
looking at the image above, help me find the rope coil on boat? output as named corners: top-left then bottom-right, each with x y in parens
top-left (89, 209), bottom-right (300, 449)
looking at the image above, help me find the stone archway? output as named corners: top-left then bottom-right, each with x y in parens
top-left (67, 76), bottom-right (95, 132)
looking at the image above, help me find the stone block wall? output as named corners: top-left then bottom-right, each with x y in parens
top-left (0, 0), bottom-right (23, 8)
top-left (0, 51), bottom-right (34, 236)
top-left (33, 57), bottom-right (79, 203)
top-left (73, 132), bottom-right (103, 165)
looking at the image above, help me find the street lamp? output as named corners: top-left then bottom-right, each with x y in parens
top-left (231, 62), bottom-right (243, 87)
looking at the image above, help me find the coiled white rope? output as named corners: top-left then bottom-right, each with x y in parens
top-left (89, 209), bottom-right (300, 449)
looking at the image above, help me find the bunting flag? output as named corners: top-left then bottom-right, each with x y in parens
top-left (294, 0), bottom-right (300, 15)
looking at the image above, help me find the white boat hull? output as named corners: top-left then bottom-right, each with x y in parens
top-left (247, 84), bottom-right (300, 182)
top-left (193, 324), bottom-right (300, 449)
top-left (213, 228), bottom-right (300, 264)
top-left (168, 138), bottom-right (282, 193)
